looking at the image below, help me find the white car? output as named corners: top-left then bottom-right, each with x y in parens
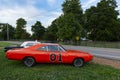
top-left (4, 41), bottom-right (41, 52)
top-left (20, 41), bottom-right (41, 48)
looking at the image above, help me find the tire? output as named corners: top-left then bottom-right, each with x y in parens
top-left (73, 58), bottom-right (84, 67)
top-left (23, 57), bottom-right (35, 67)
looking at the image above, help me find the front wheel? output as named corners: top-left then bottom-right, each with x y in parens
top-left (23, 57), bottom-right (36, 67)
top-left (73, 58), bottom-right (84, 67)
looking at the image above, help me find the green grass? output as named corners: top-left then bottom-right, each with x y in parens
top-left (0, 41), bottom-right (17, 47)
top-left (80, 41), bottom-right (120, 48)
top-left (0, 42), bottom-right (120, 80)
top-left (61, 41), bottom-right (120, 49)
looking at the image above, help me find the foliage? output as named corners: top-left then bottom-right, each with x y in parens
top-left (21, 29), bottom-right (31, 39)
top-left (16, 18), bottom-right (27, 28)
top-left (56, 0), bottom-right (83, 41)
top-left (44, 19), bottom-right (58, 41)
top-left (15, 18), bottom-right (30, 39)
top-left (57, 14), bottom-right (82, 41)
top-left (84, 0), bottom-right (120, 41)
top-left (62, 0), bottom-right (83, 24)
top-left (31, 21), bottom-right (45, 40)
top-left (0, 24), bottom-right (15, 40)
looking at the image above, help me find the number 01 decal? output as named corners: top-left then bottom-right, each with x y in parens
top-left (50, 54), bottom-right (62, 62)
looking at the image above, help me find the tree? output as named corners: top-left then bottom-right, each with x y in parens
top-left (0, 24), bottom-right (3, 40)
top-left (57, 14), bottom-right (82, 41)
top-left (62, 0), bottom-right (83, 24)
top-left (44, 19), bottom-right (58, 41)
top-left (20, 29), bottom-right (31, 39)
top-left (57, 0), bottom-right (83, 41)
top-left (84, 6), bottom-right (98, 40)
top-left (31, 21), bottom-right (45, 40)
top-left (15, 18), bottom-right (29, 39)
top-left (0, 24), bottom-right (15, 40)
top-left (85, 0), bottom-right (120, 41)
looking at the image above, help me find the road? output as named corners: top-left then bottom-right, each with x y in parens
top-left (2, 41), bottom-right (120, 60)
top-left (63, 45), bottom-right (120, 60)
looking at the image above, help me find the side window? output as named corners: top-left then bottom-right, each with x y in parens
top-left (26, 43), bottom-right (34, 46)
top-left (37, 46), bottom-right (47, 51)
top-left (48, 45), bottom-right (59, 51)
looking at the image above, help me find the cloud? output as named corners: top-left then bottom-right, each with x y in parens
top-left (0, 0), bottom-right (62, 34)
top-left (82, 0), bottom-right (99, 10)
top-left (0, 5), bottom-right (40, 26)
top-left (26, 11), bottom-right (62, 34)
top-left (47, 0), bottom-right (56, 6)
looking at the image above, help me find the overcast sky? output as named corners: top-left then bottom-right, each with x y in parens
top-left (0, 0), bottom-right (120, 34)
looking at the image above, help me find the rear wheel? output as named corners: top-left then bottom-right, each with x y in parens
top-left (73, 58), bottom-right (84, 67)
top-left (23, 57), bottom-right (35, 67)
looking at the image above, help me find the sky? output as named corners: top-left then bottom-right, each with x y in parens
top-left (0, 0), bottom-right (120, 34)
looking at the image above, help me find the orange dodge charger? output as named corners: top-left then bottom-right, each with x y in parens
top-left (6, 43), bottom-right (93, 67)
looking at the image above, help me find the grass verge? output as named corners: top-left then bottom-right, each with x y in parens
top-left (61, 41), bottom-right (120, 49)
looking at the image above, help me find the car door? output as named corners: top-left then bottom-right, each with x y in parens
top-left (48, 45), bottom-right (62, 63)
top-left (35, 46), bottom-right (50, 63)
top-left (35, 45), bottom-right (63, 63)
top-left (47, 45), bottom-right (69, 63)
top-left (57, 46), bottom-right (70, 63)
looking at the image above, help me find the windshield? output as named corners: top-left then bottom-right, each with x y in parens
top-left (59, 45), bottom-right (67, 51)
top-left (20, 42), bottom-right (35, 47)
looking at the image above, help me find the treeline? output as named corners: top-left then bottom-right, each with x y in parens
top-left (0, 19), bottom-right (45, 40)
top-left (0, 0), bottom-right (120, 41)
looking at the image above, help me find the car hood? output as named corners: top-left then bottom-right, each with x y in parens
top-left (67, 50), bottom-right (88, 54)
top-left (66, 50), bottom-right (93, 58)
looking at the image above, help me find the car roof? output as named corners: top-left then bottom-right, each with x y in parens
top-left (27, 43), bottom-right (59, 49)
top-left (35, 43), bottom-right (59, 47)
top-left (42, 43), bottom-right (59, 45)
top-left (22, 41), bottom-right (40, 43)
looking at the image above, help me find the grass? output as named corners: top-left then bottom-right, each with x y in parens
top-left (80, 41), bottom-right (120, 48)
top-left (0, 41), bottom-right (17, 47)
top-left (0, 42), bottom-right (120, 80)
top-left (61, 41), bottom-right (120, 49)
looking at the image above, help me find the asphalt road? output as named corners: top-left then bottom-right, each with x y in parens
top-left (63, 45), bottom-right (120, 60)
top-left (2, 41), bottom-right (120, 60)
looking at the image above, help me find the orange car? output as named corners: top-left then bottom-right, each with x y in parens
top-left (6, 43), bottom-right (93, 67)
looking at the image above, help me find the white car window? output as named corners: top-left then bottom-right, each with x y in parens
top-left (26, 43), bottom-right (34, 46)
top-left (20, 41), bottom-right (40, 48)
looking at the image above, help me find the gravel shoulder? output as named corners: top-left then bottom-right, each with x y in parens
top-left (93, 57), bottom-right (120, 69)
